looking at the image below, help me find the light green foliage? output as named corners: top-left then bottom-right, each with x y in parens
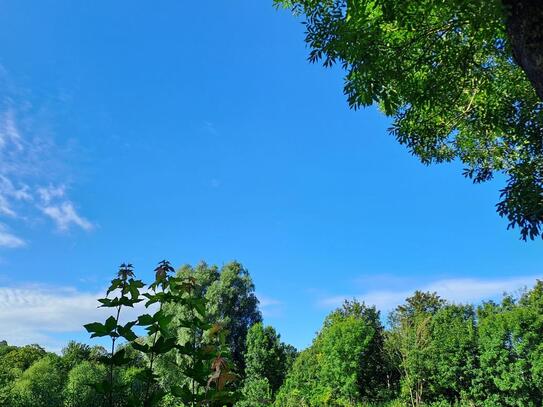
top-left (61, 341), bottom-right (92, 370)
top-left (383, 286), bottom-right (543, 406)
top-left (117, 366), bottom-right (147, 404)
top-left (10, 355), bottom-right (66, 407)
top-left (0, 343), bottom-right (49, 405)
top-left (89, 345), bottom-right (109, 361)
top-left (274, 347), bottom-right (323, 406)
top-left (63, 361), bottom-right (107, 407)
top-left (275, 300), bottom-right (386, 406)
top-left (318, 315), bottom-right (373, 404)
top-left (275, 0), bottom-right (543, 240)
top-left (244, 323), bottom-right (293, 392)
top-left (326, 300), bottom-right (390, 400)
top-left (237, 378), bottom-right (273, 407)
top-left (84, 260), bottom-right (239, 407)
top-left (387, 292), bottom-right (445, 406)
top-left (3, 271), bottom-right (543, 406)
top-left (2, 344), bottom-right (47, 372)
top-left (238, 323), bottom-right (296, 406)
top-left (476, 283), bottom-right (543, 405)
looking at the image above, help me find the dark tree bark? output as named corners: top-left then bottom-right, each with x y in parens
top-left (503, 0), bottom-right (543, 101)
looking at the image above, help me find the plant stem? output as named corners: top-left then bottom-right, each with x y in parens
top-left (109, 279), bottom-right (126, 407)
top-left (191, 283), bottom-right (196, 407)
top-left (143, 299), bottom-right (163, 405)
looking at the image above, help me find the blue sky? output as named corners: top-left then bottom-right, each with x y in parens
top-left (0, 0), bottom-right (541, 351)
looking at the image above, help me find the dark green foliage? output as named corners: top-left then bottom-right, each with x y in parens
top-left (0, 340), bottom-right (15, 357)
top-left (84, 260), bottom-right (239, 407)
top-left (244, 323), bottom-right (293, 393)
top-left (237, 323), bottom-right (297, 405)
top-left (84, 263), bottom-right (145, 406)
top-left (475, 283), bottom-right (543, 405)
top-left (275, 0), bottom-right (543, 240)
top-left (426, 305), bottom-right (478, 403)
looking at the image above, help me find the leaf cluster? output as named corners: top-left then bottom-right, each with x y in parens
top-left (275, 0), bottom-right (543, 240)
top-left (84, 260), bottom-right (238, 407)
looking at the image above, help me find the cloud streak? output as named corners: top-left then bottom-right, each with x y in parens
top-left (41, 202), bottom-right (93, 231)
top-left (257, 293), bottom-right (284, 318)
top-left (0, 284), bottom-right (145, 351)
top-left (37, 185), bottom-right (93, 231)
top-left (320, 275), bottom-right (540, 314)
top-left (0, 90), bottom-right (93, 244)
top-left (0, 284), bottom-right (278, 351)
top-left (0, 225), bottom-right (25, 248)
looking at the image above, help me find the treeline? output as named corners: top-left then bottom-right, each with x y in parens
top-left (1, 261), bottom-right (543, 406)
top-left (276, 284), bottom-right (543, 406)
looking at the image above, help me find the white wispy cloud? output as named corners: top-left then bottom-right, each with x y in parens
top-left (40, 201), bottom-right (93, 231)
top-left (0, 224), bottom-right (26, 248)
top-left (0, 284), bottom-right (278, 351)
top-left (257, 293), bottom-right (284, 318)
top-left (0, 175), bottom-right (33, 218)
top-left (36, 185), bottom-right (92, 231)
top-left (0, 284), bottom-right (146, 351)
top-left (0, 86), bottom-right (94, 243)
top-left (203, 121), bottom-right (219, 136)
top-left (0, 109), bottom-right (23, 152)
top-left (37, 185), bottom-right (66, 204)
top-left (319, 275), bottom-right (540, 314)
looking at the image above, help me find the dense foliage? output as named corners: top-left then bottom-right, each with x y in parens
top-left (275, 0), bottom-right (543, 240)
top-left (2, 261), bottom-right (543, 406)
top-left (276, 283), bottom-right (543, 406)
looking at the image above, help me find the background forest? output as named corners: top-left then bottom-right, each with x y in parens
top-left (1, 261), bottom-right (543, 407)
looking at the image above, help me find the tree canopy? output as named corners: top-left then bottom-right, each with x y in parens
top-left (174, 261), bottom-right (262, 373)
top-left (275, 0), bottom-right (543, 240)
top-left (275, 300), bottom-right (387, 406)
top-left (2, 277), bottom-right (543, 406)
top-left (2, 258), bottom-right (543, 406)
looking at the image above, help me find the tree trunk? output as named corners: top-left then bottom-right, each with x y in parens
top-left (503, 0), bottom-right (543, 101)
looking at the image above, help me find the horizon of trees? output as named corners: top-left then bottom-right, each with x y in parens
top-left (1, 260), bottom-right (543, 406)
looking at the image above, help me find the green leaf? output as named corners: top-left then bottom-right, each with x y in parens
top-left (118, 321), bottom-right (138, 341)
top-left (152, 336), bottom-right (177, 354)
top-left (83, 322), bottom-right (110, 338)
top-left (154, 309), bottom-right (174, 329)
top-left (189, 297), bottom-right (207, 317)
top-left (131, 341), bottom-right (150, 353)
top-left (170, 384), bottom-right (193, 399)
top-left (104, 315), bottom-right (117, 331)
top-left (97, 298), bottom-right (113, 307)
top-left (107, 278), bottom-right (123, 295)
top-left (111, 348), bottom-right (130, 366)
top-left (137, 314), bottom-right (154, 326)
